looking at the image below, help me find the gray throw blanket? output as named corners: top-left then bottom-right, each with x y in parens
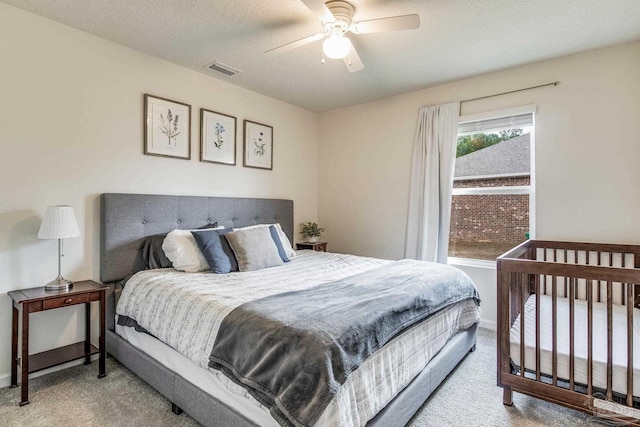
top-left (208, 259), bottom-right (480, 427)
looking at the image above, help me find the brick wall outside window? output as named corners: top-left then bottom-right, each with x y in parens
top-left (450, 176), bottom-right (530, 242)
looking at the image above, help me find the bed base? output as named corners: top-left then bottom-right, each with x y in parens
top-left (99, 193), bottom-right (478, 426)
top-left (105, 284), bottom-right (477, 427)
top-left (497, 240), bottom-right (640, 425)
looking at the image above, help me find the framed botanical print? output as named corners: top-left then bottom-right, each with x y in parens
top-left (243, 120), bottom-right (273, 170)
top-left (144, 94), bottom-right (191, 159)
top-left (200, 108), bottom-right (236, 165)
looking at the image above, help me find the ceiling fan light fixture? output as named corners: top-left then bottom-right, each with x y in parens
top-left (322, 34), bottom-right (351, 59)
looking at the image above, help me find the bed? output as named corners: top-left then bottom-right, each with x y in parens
top-left (497, 240), bottom-right (640, 424)
top-left (100, 193), bottom-right (480, 427)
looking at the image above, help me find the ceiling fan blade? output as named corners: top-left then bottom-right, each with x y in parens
top-left (300, 0), bottom-right (335, 22)
top-left (265, 32), bottom-right (325, 54)
top-left (351, 14), bottom-right (420, 34)
top-left (343, 39), bottom-right (364, 73)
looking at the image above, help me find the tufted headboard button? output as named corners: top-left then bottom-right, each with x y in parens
top-left (142, 220), bottom-right (147, 224)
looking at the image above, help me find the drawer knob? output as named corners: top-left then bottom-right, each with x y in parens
top-left (64, 298), bottom-right (73, 304)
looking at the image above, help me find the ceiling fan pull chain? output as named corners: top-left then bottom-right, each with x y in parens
top-left (321, 52), bottom-right (326, 64)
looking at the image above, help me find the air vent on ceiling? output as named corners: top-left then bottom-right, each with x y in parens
top-left (205, 61), bottom-right (241, 77)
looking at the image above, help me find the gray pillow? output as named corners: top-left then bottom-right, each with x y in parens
top-left (225, 227), bottom-right (284, 272)
top-left (141, 234), bottom-right (173, 269)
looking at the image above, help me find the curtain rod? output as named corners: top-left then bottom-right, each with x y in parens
top-left (461, 81), bottom-right (559, 104)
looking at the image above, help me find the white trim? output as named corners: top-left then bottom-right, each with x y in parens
top-left (479, 319), bottom-right (497, 331)
top-left (528, 116), bottom-right (537, 240)
top-left (458, 104), bottom-right (537, 124)
top-left (0, 372), bottom-right (9, 388)
top-left (448, 257), bottom-right (496, 269)
top-left (452, 185), bottom-right (531, 196)
top-left (454, 172), bottom-right (530, 181)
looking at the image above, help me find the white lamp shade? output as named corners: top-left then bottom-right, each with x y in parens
top-left (322, 35), bottom-right (351, 59)
top-left (38, 205), bottom-right (80, 239)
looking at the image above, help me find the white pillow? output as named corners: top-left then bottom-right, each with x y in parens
top-left (225, 227), bottom-right (284, 272)
top-left (234, 223), bottom-right (296, 259)
top-left (162, 227), bottom-right (224, 272)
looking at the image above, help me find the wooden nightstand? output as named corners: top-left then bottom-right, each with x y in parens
top-left (8, 280), bottom-right (107, 406)
top-left (296, 242), bottom-right (328, 252)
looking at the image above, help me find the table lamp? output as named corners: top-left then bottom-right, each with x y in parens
top-left (37, 205), bottom-right (80, 290)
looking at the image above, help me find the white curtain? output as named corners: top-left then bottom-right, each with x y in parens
top-left (404, 101), bottom-right (460, 263)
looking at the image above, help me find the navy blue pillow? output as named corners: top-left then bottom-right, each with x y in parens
top-left (269, 225), bottom-right (290, 263)
top-left (191, 228), bottom-right (238, 274)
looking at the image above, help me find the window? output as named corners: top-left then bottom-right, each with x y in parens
top-left (448, 106), bottom-right (535, 262)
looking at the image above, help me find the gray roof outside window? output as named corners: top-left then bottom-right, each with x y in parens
top-left (454, 133), bottom-right (530, 178)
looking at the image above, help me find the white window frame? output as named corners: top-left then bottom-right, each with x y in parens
top-left (448, 105), bottom-right (536, 268)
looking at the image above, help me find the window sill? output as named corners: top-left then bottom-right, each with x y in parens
top-left (447, 257), bottom-right (496, 269)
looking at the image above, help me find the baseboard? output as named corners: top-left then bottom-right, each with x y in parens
top-left (479, 319), bottom-right (497, 330)
top-left (0, 371), bottom-right (10, 388)
top-left (0, 354), bottom-right (100, 388)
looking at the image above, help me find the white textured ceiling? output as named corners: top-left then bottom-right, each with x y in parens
top-left (4, 0), bottom-right (640, 112)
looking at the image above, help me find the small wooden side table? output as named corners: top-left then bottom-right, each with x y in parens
top-left (8, 280), bottom-right (107, 406)
top-left (296, 241), bottom-right (328, 252)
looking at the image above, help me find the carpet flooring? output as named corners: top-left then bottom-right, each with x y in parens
top-left (0, 328), bottom-right (606, 426)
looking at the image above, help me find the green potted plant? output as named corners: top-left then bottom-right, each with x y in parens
top-left (300, 222), bottom-right (325, 243)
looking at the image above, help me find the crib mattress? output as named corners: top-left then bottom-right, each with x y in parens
top-left (510, 294), bottom-right (640, 396)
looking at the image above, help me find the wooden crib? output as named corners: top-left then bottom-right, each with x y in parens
top-left (497, 240), bottom-right (640, 424)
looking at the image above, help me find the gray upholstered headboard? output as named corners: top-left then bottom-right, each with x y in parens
top-left (100, 193), bottom-right (294, 283)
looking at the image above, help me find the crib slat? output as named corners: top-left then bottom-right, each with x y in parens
top-left (542, 249), bottom-right (547, 294)
top-left (535, 275), bottom-right (541, 382)
top-left (588, 279), bottom-right (593, 397)
top-left (606, 281), bottom-right (613, 401)
top-left (627, 282), bottom-right (634, 407)
top-left (563, 249), bottom-right (568, 298)
top-left (520, 273), bottom-right (526, 378)
top-left (606, 253), bottom-right (613, 303)
top-left (552, 275), bottom-right (558, 386)
top-left (569, 277), bottom-right (575, 391)
top-left (551, 249), bottom-right (558, 295)
top-left (597, 252), bottom-right (602, 303)
top-left (621, 255), bottom-right (626, 304)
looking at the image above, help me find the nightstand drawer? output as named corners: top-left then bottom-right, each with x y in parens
top-left (44, 293), bottom-right (89, 309)
top-left (296, 242), bottom-right (327, 252)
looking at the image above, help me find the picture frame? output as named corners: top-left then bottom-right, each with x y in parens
top-left (200, 108), bottom-right (236, 165)
top-left (144, 94), bottom-right (191, 160)
top-left (243, 120), bottom-right (273, 170)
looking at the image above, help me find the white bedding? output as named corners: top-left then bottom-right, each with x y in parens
top-left (116, 251), bottom-right (481, 426)
top-left (510, 294), bottom-right (640, 396)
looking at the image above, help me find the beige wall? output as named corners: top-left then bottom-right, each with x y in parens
top-left (0, 3), bottom-right (319, 384)
top-left (319, 41), bottom-right (640, 328)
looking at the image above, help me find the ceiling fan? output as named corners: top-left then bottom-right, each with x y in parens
top-left (265, 0), bottom-right (420, 72)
